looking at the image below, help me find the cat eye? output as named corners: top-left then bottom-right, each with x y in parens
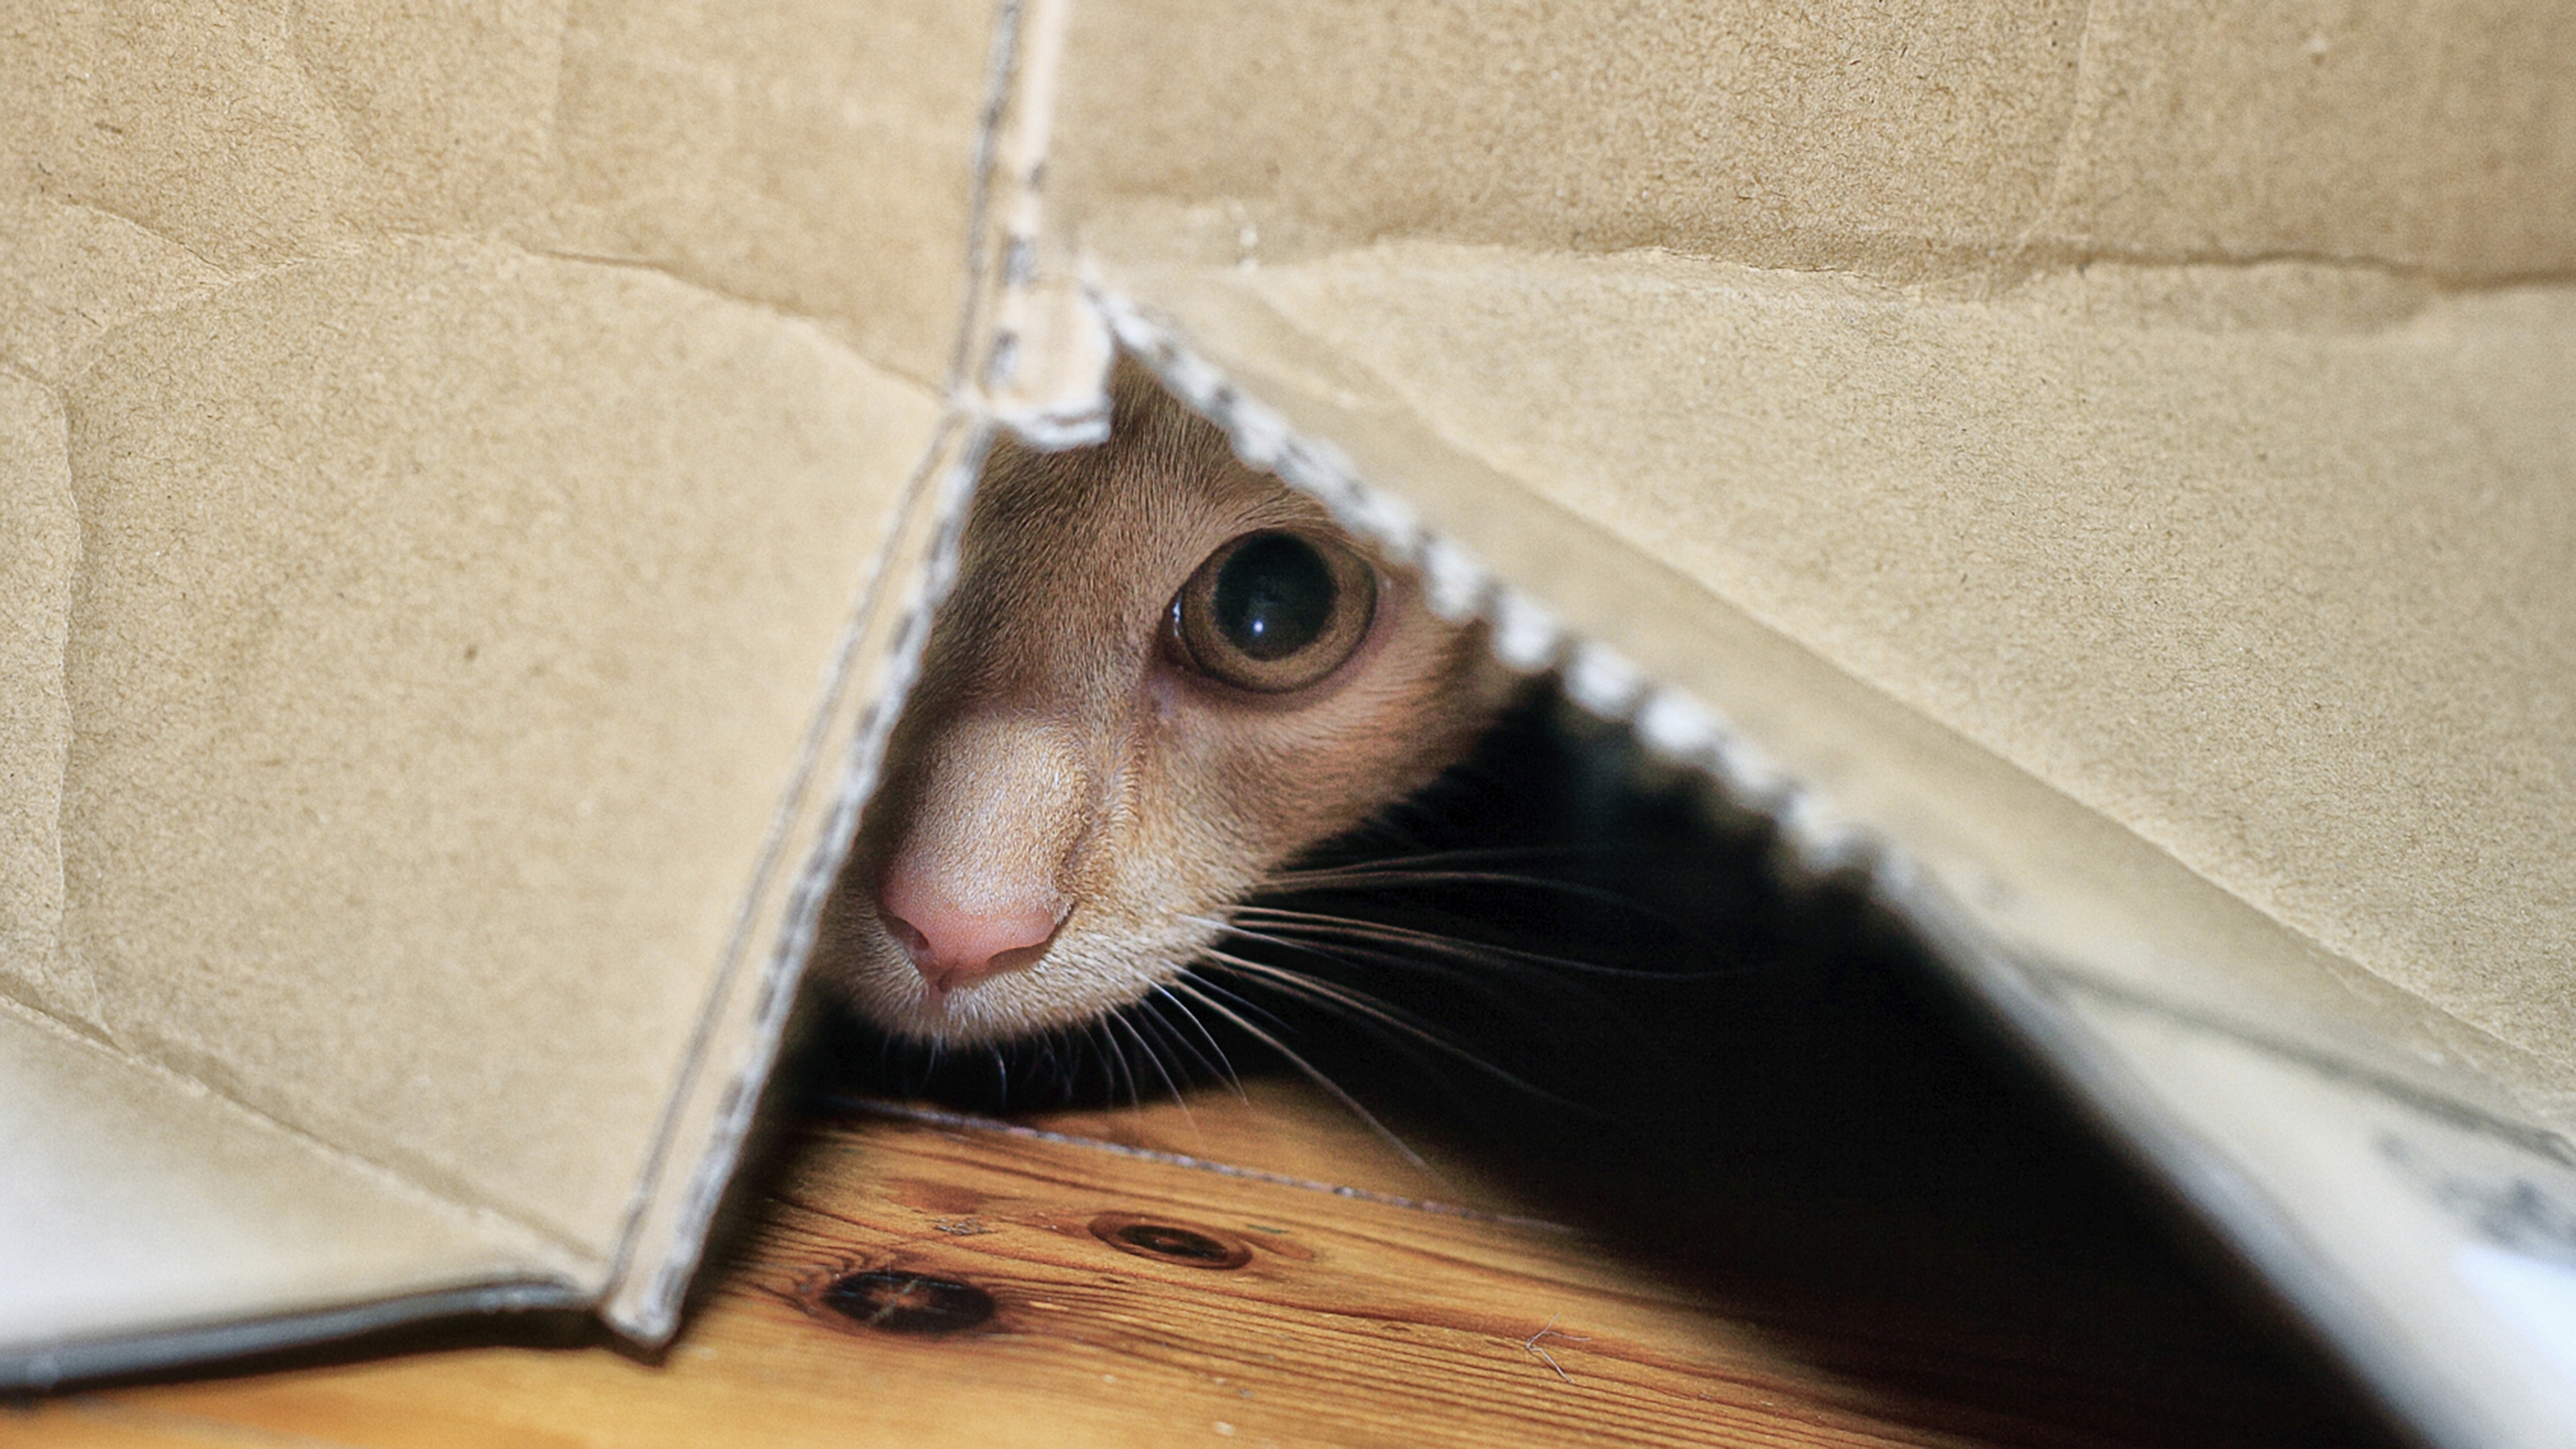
top-left (1168, 530), bottom-right (1378, 694)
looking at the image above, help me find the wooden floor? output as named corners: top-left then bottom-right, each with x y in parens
top-left (8, 1080), bottom-right (2382, 1449)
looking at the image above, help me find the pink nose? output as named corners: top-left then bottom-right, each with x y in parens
top-left (877, 868), bottom-right (1067, 996)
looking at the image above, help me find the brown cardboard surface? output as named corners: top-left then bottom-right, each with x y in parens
top-left (1052, 0), bottom-right (2576, 282)
top-left (994, 4), bottom-right (2576, 1441)
top-left (1068, 267), bottom-right (2576, 1241)
top-left (0, 2), bottom-right (987, 382)
top-left (535, 0), bottom-right (992, 390)
top-left (0, 369), bottom-right (80, 1025)
top-left (49, 235), bottom-right (934, 1242)
top-left (1027, 0), bottom-right (2576, 1111)
top-left (1089, 246), bottom-right (2576, 1119)
top-left (3, 0), bottom-right (989, 1367)
top-left (9, 0), bottom-right (2576, 1436)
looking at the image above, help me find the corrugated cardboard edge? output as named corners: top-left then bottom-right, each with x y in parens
top-left (576, 14), bottom-right (2571, 1447)
top-left (595, 415), bottom-right (989, 1342)
top-left (1902, 918), bottom-right (2496, 1449)
top-left (887, 9), bottom-right (2576, 1438)
top-left (2, 0), bottom-right (1064, 1377)
top-left (597, 0), bottom-right (1067, 1343)
top-left (980, 0), bottom-right (1117, 448)
top-left (1058, 287), bottom-right (2540, 1449)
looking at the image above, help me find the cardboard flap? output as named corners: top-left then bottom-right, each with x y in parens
top-left (1085, 250), bottom-right (2576, 1118)
top-left (1030, 0), bottom-right (2576, 1097)
top-left (1045, 0), bottom-right (2574, 283)
top-left (0, 224), bottom-right (951, 1365)
top-left (10, 2), bottom-right (2574, 1439)
top-left (3, 0), bottom-right (985, 1375)
top-left (1071, 228), bottom-right (2576, 1449)
top-left (999, 3), bottom-right (2576, 1443)
top-left (0, 1007), bottom-right (580, 1390)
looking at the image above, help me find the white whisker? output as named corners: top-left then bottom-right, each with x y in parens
top-left (1114, 1009), bottom-right (1189, 1108)
top-left (1145, 987), bottom-right (1247, 1100)
top-left (1165, 978), bottom-right (1431, 1171)
top-left (1225, 906), bottom-right (1695, 980)
top-left (1107, 1008), bottom-right (1200, 1147)
top-left (1091, 1017), bottom-right (1141, 1111)
top-left (1259, 868), bottom-right (1663, 919)
top-left (1197, 948), bottom-right (1585, 1110)
top-left (1183, 914), bottom-right (1618, 1025)
top-left (1274, 844), bottom-right (1595, 873)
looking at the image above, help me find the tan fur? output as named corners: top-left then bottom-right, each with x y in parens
top-left (813, 369), bottom-right (1517, 1045)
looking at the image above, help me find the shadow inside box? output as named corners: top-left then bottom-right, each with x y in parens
top-left (813, 687), bottom-right (2413, 1449)
top-left (1372, 900), bottom-right (2405, 1449)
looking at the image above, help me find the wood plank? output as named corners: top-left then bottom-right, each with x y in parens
top-left (8, 1080), bottom-right (2362, 1449)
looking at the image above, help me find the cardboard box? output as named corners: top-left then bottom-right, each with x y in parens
top-left (5, 4), bottom-right (2571, 1446)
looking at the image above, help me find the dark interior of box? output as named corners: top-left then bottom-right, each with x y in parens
top-left (806, 675), bottom-right (2413, 1447)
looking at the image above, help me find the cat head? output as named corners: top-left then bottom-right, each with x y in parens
top-left (814, 370), bottom-right (1513, 1046)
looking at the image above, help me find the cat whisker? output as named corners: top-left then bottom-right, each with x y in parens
top-left (1257, 869), bottom-right (1678, 924)
top-left (1112, 1009), bottom-right (1191, 1112)
top-left (1197, 947), bottom-right (1443, 1044)
top-left (1089, 1017), bottom-right (1142, 1113)
top-left (1163, 977), bottom-right (1431, 1171)
top-left (913, 1035), bottom-right (946, 1099)
top-left (1141, 987), bottom-right (1248, 1101)
top-left (1196, 960), bottom-right (1472, 1096)
top-left (1176, 971), bottom-right (1298, 1042)
top-left (1224, 906), bottom-right (1705, 980)
top-left (1112, 1021), bottom-right (1157, 1113)
top-left (1274, 844), bottom-right (1600, 873)
top-left (1196, 947), bottom-right (1588, 1113)
top-left (1051, 1022), bottom-right (1110, 1104)
top-left (1105, 1008), bottom-right (1204, 1146)
top-left (1183, 914), bottom-right (1621, 1029)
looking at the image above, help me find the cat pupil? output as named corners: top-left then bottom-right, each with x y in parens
top-left (1212, 533), bottom-right (1335, 661)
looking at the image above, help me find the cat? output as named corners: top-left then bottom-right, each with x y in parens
top-left (801, 379), bottom-right (1988, 1203)
top-left (811, 365), bottom-right (1522, 1054)
top-left (800, 415), bottom-right (2396, 1446)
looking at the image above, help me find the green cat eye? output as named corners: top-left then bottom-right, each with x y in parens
top-left (1170, 530), bottom-right (1377, 694)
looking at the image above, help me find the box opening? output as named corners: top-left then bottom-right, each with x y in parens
top-left (778, 365), bottom-right (2409, 1447)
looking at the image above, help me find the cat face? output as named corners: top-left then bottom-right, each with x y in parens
top-left (814, 374), bottom-right (1512, 1046)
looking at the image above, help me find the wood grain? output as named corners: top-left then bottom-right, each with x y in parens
top-left (7, 1080), bottom-right (2369, 1449)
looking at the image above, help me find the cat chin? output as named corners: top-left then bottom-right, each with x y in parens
top-left (828, 913), bottom-right (1223, 1048)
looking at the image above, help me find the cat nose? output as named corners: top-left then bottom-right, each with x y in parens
top-left (877, 869), bottom-right (1068, 997)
